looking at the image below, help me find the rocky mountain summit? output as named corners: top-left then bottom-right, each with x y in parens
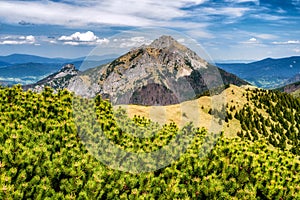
top-left (24, 35), bottom-right (248, 105)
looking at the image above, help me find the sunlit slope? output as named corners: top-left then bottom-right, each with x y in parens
top-left (117, 85), bottom-right (251, 137)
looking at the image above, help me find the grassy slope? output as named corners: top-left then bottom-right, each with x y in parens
top-left (117, 84), bottom-right (295, 140)
top-left (115, 85), bottom-right (258, 138)
top-left (117, 84), bottom-right (300, 154)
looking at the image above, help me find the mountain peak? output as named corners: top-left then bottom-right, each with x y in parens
top-left (59, 64), bottom-right (76, 73)
top-left (149, 35), bottom-right (181, 49)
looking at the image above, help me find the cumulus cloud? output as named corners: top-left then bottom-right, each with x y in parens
top-left (59, 31), bottom-right (99, 42)
top-left (58, 31), bottom-right (109, 46)
top-left (272, 40), bottom-right (300, 45)
top-left (0, 35), bottom-right (36, 45)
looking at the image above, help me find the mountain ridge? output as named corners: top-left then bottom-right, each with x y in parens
top-left (0, 53), bottom-right (77, 64)
top-left (217, 56), bottom-right (300, 88)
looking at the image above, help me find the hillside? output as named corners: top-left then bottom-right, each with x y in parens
top-left (121, 84), bottom-right (300, 153)
top-left (217, 56), bottom-right (300, 89)
top-left (0, 85), bottom-right (299, 199)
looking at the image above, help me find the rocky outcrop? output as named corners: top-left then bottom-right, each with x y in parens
top-left (23, 64), bottom-right (79, 92)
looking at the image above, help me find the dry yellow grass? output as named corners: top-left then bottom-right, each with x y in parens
top-left (114, 84), bottom-right (258, 138)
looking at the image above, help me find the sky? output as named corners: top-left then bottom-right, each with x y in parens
top-left (0, 0), bottom-right (300, 62)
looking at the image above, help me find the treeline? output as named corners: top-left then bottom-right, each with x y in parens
top-left (234, 88), bottom-right (300, 155)
top-left (0, 85), bottom-right (299, 199)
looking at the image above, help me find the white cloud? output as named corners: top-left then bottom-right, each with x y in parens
top-left (0, 0), bottom-right (232, 43)
top-left (255, 34), bottom-right (278, 40)
top-left (240, 37), bottom-right (260, 44)
top-left (199, 7), bottom-right (250, 18)
top-left (251, 14), bottom-right (285, 21)
top-left (0, 35), bottom-right (36, 45)
top-left (59, 31), bottom-right (99, 42)
top-left (235, 0), bottom-right (259, 3)
top-left (0, 0), bottom-right (207, 27)
top-left (63, 41), bottom-right (80, 46)
top-left (272, 40), bottom-right (300, 45)
top-left (49, 40), bottom-right (57, 44)
top-left (26, 35), bottom-right (35, 43)
top-left (224, 0), bottom-right (259, 3)
top-left (58, 31), bottom-right (109, 46)
top-left (118, 36), bottom-right (152, 48)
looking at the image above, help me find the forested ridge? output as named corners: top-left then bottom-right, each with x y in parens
top-left (0, 85), bottom-right (299, 199)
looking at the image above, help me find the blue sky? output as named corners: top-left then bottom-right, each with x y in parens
top-left (0, 0), bottom-right (299, 61)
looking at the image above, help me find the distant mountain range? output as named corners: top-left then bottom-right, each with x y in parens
top-left (217, 56), bottom-right (300, 89)
top-left (0, 63), bottom-right (62, 85)
top-left (0, 54), bottom-right (116, 85)
top-left (0, 54), bottom-right (77, 65)
top-left (24, 35), bottom-right (248, 105)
